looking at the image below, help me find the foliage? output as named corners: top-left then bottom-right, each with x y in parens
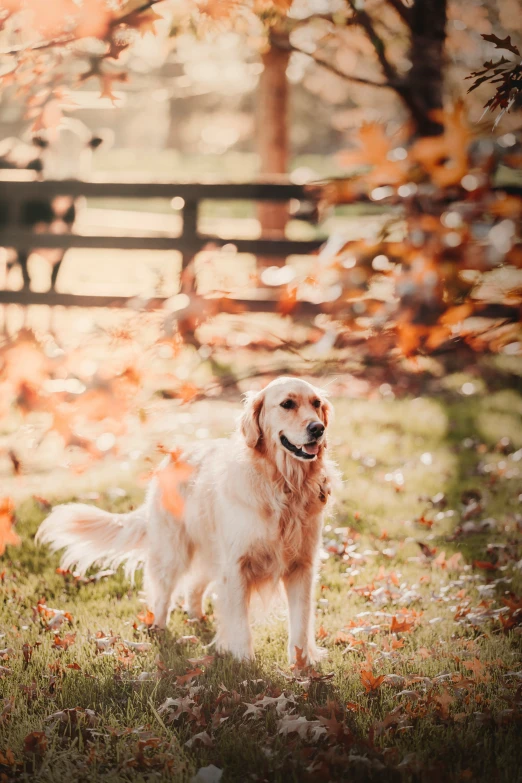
top-left (467, 34), bottom-right (522, 125)
top-left (1, 391), bottom-right (522, 781)
top-left (314, 104), bottom-right (522, 359)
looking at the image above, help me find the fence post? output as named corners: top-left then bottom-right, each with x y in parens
top-left (180, 199), bottom-right (199, 274)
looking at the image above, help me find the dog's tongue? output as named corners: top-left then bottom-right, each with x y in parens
top-left (302, 442), bottom-right (320, 455)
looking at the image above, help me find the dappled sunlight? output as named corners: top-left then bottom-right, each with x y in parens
top-left (1, 0), bottom-right (522, 779)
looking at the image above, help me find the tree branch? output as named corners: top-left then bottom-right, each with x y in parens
top-left (384, 0), bottom-right (413, 26)
top-left (345, 0), bottom-right (398, 84)
top-left (0, 0), bottom-right (164, 58)
top-left (272, 37), bottom-right (395, 90)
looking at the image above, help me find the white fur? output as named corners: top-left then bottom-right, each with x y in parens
top-left (36, 377), bottom-right (336, 663)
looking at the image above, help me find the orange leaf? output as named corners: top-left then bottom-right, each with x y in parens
top-left (360, 668), bottom-right (385, 693)
top-left (137, 609), bottom-right (155, 627)
top-left (473, 560), bottom-right (497, 571)
top-left (390, 615), bottom-right (415, 634)
top-left (278, 285), bottom-right (297, 316)
top-left (156, 451), bottom-right (194, 518)
top-left (294, 646), bottom-right (308, 670)
top-left (176, 667), bottom-right (203, 685)
top-left (24, 731), bottom-right (47, 755)
top-left (463, 658), bottom-right (485, 677)
top-left (0, 498), bottom-right (20, 556)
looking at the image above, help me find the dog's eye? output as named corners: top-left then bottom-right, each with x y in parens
top-left (280, 399), bottom-right (296, 410)
top-left (312, 399), bottom-right (321, 409)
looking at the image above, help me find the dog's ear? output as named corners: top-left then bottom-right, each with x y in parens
top-left (240, 391), bottom-right (264, 449)
top-left (319, 396), bottom-right (333, 428)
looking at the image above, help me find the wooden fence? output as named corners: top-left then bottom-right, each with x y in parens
top-left (0, 174), bottom-right (323, 315)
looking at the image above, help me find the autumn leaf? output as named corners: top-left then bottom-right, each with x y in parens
top-left (176, 382), bottom-right (200, 404)
top-left (429, 687), bottom-right (454, 719)
top-left (0, 748), bottom-right (15, 766)
top-left (338, 123), bottom-right (409, 186)
top-left (482, 33), bottom-right (520, 56)
top-left (294, 646), bottom-right (308, 670)
top-left (123, 7), bottom-right (163, 36)
top-left (473, 560), bottom-right (498, 571)
top-left (277, 285), bottom-right (297, 316)
top-left (23, 731), bottom-right (47, 756)
top-left (198, 0), bottom-right (243, 20)
top-left (137, 609), bottom-right (155, 626)
top-left (99, 72), bottom-right (128, 105)
top-left (187, 654), bottom-right (215, 666)
top-left (390, 616), bottom-right (415, 634)
top-left (277, 713), bottom-right (326, 741)
top-left (0, 498), bottom-right (20, 556)
top-left (360, 668), bottom-right (385, 693)
top-left (156, 451), bottom-right (194, 518)
top-left (463, 658), bottom-right (486, 678)
top-left (176, 667), bottom-right (203, 686)
top-left (410, 103), bottom-right (471, 187)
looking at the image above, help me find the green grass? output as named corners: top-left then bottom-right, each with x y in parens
top-left (2, 391), bottom-right (522, 782)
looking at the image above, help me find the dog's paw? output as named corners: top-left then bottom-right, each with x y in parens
top-left (216, 639), bottom-right (254, 662)
top-left (308, 645), bottom-right (328, 664)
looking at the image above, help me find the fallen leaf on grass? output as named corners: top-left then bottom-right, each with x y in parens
top-left (23, 732), bottom-right (47, 755)
top-left (473, 560), bottom-right (498, 571)
top-left (122, 640), bottom-right (152, 652)
top-left (137, 609), bottom-right (155, 627)
top-left (176, 667), bottom-right (203, 686)
top-left (429, 688), bottom-right (454, 719)
top-left (277, 713), bottom-right (326, 742)
top-left (187, 654), bottom-right (215, 666)
top-left (463, 658), bottom-right (486, 678)
top-left (22, 643), bottom-right (33, 665)
top-left (52, 633), bottom-right (76, 650)
top-left (191, 766), bottom-right (223, 783)
top-left (390, 616), bottom-right (415, 634)
top-left (0, 698), bottom-right (14, 724)
top-left (185, 730), bottom-right (213, 748)
top-left (361, 668), bottom-right (385, 693)
top-left (0, 748), bottom-right (15, 766)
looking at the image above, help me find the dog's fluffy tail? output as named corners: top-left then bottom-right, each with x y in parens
top-left (35, 503), bottom-right (147, 580)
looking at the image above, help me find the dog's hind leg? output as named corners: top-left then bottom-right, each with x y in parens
top-left (185, 570), bottom-right (210, 620)
top-left (144, 527), bottom-right (193, 629)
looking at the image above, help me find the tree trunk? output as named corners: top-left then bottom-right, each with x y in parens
top-left (257, 42), bottom-right (289, 251)
top-left (404, 0), bottom-right (448, 136)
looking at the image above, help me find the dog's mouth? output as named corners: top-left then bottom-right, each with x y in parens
top-left (280, 434), bottom-right (321, 460)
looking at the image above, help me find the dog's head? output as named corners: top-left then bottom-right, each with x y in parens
top-left (240, 377), bottom-right (331, 463)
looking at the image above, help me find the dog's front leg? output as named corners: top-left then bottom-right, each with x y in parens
top-left (284, 564), bottom-right (317, 665)
top-left (215, 569), bottom-right (253, 660)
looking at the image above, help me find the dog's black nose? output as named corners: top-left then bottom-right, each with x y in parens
top-left (307, 421), bottom-right (325, 439)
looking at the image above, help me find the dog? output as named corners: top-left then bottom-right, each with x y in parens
top-left (36, 377), bottom-right (336, 663)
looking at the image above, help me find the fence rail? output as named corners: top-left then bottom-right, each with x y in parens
top-left (0, 174), bottom-right (323, 310)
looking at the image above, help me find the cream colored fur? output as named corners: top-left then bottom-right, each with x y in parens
top-left (36, 377), bottom-right (337, 663)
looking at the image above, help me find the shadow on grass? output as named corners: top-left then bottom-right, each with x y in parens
top-left (432, 389), bottom-right (522, 567)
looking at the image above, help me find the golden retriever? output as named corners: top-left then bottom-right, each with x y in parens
top-left (36, 377), bottom-right (336, 663)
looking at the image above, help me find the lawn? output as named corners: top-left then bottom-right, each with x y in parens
top-left (1, 388), bottom-right (522, 782)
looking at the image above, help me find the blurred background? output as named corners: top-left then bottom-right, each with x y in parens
top-left (0, 0), bottom-right (521, 483)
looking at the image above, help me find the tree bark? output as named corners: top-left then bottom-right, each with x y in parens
top-left (257, 42), bottom-right (289, 251)
top-left (403, 0), bottom-right (448, 136)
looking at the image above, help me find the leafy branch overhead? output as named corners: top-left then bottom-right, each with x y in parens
top-left (467, 34), bottom-right (522, 124)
